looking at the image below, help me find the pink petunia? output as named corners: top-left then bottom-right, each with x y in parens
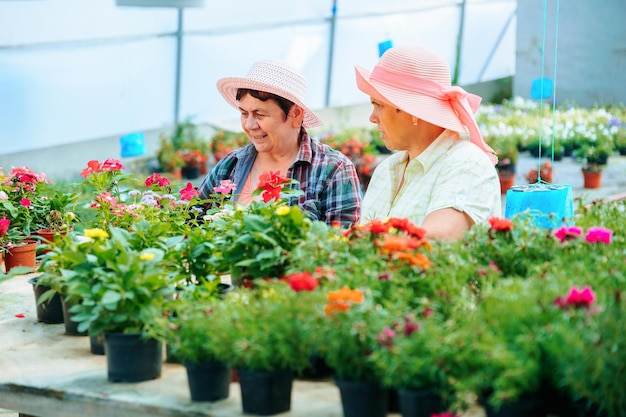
top-left (585, 227), bottom-right (613, 244)
top-left (554, 226), bottom-right (582, 243)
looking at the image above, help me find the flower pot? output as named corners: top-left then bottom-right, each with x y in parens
top-left (499, 175), bottom-right (516, 195)
top-left (335, 378), bottom-right (388, 417)
top-left (60, 295), bottom-right (88, 336)
top-left (183, 360), bottom-right (231, 402)
top-left (104, 332), bottom-right (162, 383)
top-left (90, 333), bottom-right (105, 355)
top-left (28, 277), bottom-right (64, 324)
top-left (237, 368), bottom-right (293, 415)
top-left (481, 393), bottom-right (544, 417)
top-left (36, 227), bottom-right (71, 254)
top-left (4, 240), bottom-right (38, 273)
top-left (182, 165), bottom-right (200, 180)
top-left (398, 389), bottom-right (444, 417)
top-left (582, 169), bottom-right (602, 189)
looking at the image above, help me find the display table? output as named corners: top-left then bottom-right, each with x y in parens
top-left (0, 273), bottom-right (346, 417)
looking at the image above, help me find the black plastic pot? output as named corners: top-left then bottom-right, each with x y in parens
top-left (60, 295), bottom-right (87, 336)
top-left (238, 368), bottom-right (293, 416)
top-left (183, 360), bottom-right (231, 402)
top-left (28, 277), bottom-right (64, 324)
top-left (335, 378), bottom-right (388, 417)
top-left (90, 333), bottom-right (105, 355)
top-left (398, 389), bottom-right (444, 417)
top-left (104, 332), bottom-right (162, 382)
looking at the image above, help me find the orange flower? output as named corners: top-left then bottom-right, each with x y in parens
top-left (325, 286), bottom-right (364, 316)
top-left (378, 235), bottom-right (424, 253)
top-left (394, 252), bottom-right (431, 269)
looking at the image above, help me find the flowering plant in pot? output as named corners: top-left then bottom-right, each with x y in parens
top-left (202, 172), bottom-right (307, 284)
top-left (216, 278), bottom-right (324, 415)
top-left (369, 310), bottom-right (459, 416)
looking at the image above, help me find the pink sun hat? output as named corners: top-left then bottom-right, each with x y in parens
top-left (216, 59), bottom-right (323, 129)
top-left (355, 46), bottom-right (497, 165)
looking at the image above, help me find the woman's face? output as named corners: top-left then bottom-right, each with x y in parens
top-left (238, 94), bottom-right (301, 154)
top-left (369, 98), bottom-right (413, 152)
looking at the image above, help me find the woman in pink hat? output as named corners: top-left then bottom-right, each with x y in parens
top-left (198, 59), bottom-right (362, 227)
top-left (355, 46), bottom-right (501, 240)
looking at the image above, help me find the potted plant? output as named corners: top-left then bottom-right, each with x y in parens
top-left (151, 292), bottom-right (234, 402)
top-left (487, 135), bottom-right (519, 194)
top-left (61, 226), bottom-right (176, 382)
top-left (209, 129), bottom-right (248, 164)
top-left (369, 311), bottom-right (459, 417)
top-left (574, 135), bottom-right (614, 189)
top-left (219, 279), bottom-right (324, 415)
top-left (524, 160), bottom-right (553, 184)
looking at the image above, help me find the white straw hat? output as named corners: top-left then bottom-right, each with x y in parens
top-left (216, 59), bottom-right (323, 128)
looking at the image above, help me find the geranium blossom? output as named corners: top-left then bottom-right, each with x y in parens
top-left (585, 227), bottom-right (612, 244)
top-left (256, 171), bottom-right (292, 203)
top-left (179, 182), bottom-right (200, 201)
top-left (145, 173), bottom-right (171, 188)
top-left (285, 271), bottom-right (319, 292)
top-left (554, 226), bottom-right (582, 243)
top-left (214, 179), bottom-right (237, 195)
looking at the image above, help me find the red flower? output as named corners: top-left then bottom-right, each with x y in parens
top-left (256, 171), bottom-right (291, 203)
top-left (286, 271), bottom-right (319, 292)
top-left (179, 182), bottom-right (200, 201)
top-left (80, 160), bottom-right (102, 178)
top-left (145, 173), bottom-right (171, 188)
top-left (20, 198), bottom-right (31, 207)
top-left (488, 217), bottom-right (513, 232)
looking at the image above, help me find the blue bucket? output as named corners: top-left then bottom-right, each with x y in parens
top-left (120, 132), bottom-right (145, 158)
top-left (505, 183), bottom-right (574, 229)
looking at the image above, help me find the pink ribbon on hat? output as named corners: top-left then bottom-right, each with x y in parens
top-left (370, 66), bottom-right (498, 165)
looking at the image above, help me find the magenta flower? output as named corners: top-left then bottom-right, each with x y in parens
top-left (214, 180), bottom-right (237, 195)
top-left (585, 227), bottom-right (613, 244)
top-left (554, 226), bottom-right (582, 243)
top-left (179, 182), bottom-right (200, 201)
top-left (565, 285), bottom-right (596, 308)
top-left (19, 197), bottom-right (31, 208)
top-left (376, 326), bottom-right (396, 349)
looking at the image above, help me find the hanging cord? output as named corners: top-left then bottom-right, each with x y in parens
top-left (536, 0), bottom-right (560, 183)
top-left (548, 0), bottom-right (560, 179)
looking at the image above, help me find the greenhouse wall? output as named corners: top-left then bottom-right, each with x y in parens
top-left (2, 0), bottom-right (517, 179)
top-left (514, 0), bottom-right (626, 107)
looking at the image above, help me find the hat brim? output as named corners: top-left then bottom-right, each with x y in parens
top-left (355, 66), bottom-right (468, 135)
top-left (217, 77), bottom-right (323, 128)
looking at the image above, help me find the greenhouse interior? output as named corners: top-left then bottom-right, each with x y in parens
top-left (1, 1), bottom-right (625, 417)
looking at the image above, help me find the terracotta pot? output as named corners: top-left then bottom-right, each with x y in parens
top-left (4, 240), bottom-right (38, 273)
top-left (582, 169), bottom-right (602, 189)
top-left (36, 227), bottom-right (71, 254)
top-left (499, 175), bottom-right (516, 195)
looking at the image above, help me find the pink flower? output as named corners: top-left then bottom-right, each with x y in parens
top-left (0, 214), bottom-right (10, 237)
top-left (376, 326), bottom-right (396, 349)
top-left (585, 227), bottom-right (612, 244)
top-left (214, 180), bottom-right (237, 195)
top-left (403, 317), bottom-right (420, 336)
top-left (20, 198), bottom-right (31, 208)
top-left (554, 226), bottom-right (582, 243)
top-left (145, 173), bottom-right (170, 188)
top-left (179, 182), bottom-right (200, 201)
top-left (565, 286), bottom-right (596, 308)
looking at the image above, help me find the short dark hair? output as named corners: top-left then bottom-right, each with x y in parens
top-left (236, 88), bottom-right (295, 120)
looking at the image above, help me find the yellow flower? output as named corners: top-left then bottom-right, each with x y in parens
top-left (140, 252), bottom-right (155, 261)
top-left (84, 228), bottom-right (109, 239)
top-left (275, 206), bottom-right (291, 216)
